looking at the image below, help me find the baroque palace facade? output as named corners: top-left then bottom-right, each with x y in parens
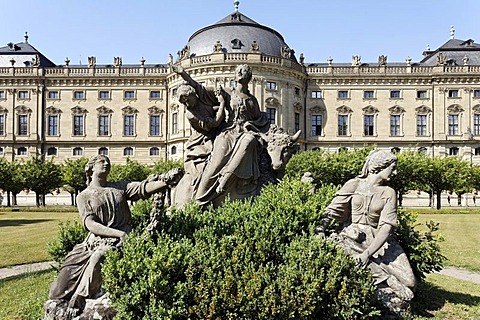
top-left (1, 9), bottom-right (480, 165)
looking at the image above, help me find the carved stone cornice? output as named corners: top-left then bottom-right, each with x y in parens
top-left (447, 104), bottom-right (464, 114)
top-left (362, 105), bottom-right (379, 115)
top-left (0, 106), bottom-right (8, 114)
top-left (148, 106), bottom-right (164, 115)
top-left (71, 106), bottom-right (88, 115)
top-left (336, 105), bottom-right (352, 114)
top-left (309, 105), bottom-right (326, 113)
top-left (96, 106), bottom-right (113, 115)
top-left (415, 105), bottom-right (431, 114)
top-left (121, 106), bottom-right (139, 115)
top-left (265, 97), bottom-right (281, 107)
top-left (15, 105), bottom-right (32, 114)
top-left (388, 105), bottom-right (405, 115)
top-left (46, 106), bottom-right (62, 115)
top-left (170, 103), bottom-right (179, 112)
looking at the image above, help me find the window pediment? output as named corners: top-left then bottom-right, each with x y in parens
top-left (46, 106), bottom-right (62, 115)
top-left (309, 105), bottom-right (326, 113)
top-left (15, 105), bottom-right (32, 114)
top-left (388, 105), bottom-right (405, 115)
top-left (122, 106), bottom-right (138, 115)
top-left (96, 106), bottom-right (113, 115)
top-left (447, 104), bottom-right (464, 114)
top-left (473, 104), bottom-right (480, 113)
top-left (415, 105), bottom-right (431, 114)
top-left (71, 106), bottom-right (88, 115)
top-left (362, 105), bottom-right (378, 115)
top-left (170, 103), bottom-right (179, 112)
top-left (293, 102), bottom-right (302, 112)
top-left (336, 105), bottom-right (352, 114)
top-left (148, 106), bottom-right (164, 115)
top-left (0, 106), bottom-right (7, 114)
top-left (265, 97), bottom-right (281, 107)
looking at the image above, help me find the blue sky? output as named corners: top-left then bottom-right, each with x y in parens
top-left (2, 0), bottom-right (479, 65)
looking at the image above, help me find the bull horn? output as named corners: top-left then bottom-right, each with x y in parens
top-left (291, 130), bottom-right (302, 142)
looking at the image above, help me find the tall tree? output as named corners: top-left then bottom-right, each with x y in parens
top-left (22, 156), bottom-right (63, 206)
top-left (62, 157), bottom-right (88, 206)
top-left (0, 158), bottom-right (26, 206)
top-left (108, 158), bottom-right (152, 182)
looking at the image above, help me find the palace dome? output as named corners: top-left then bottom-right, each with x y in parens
top-left (181, 11), bottom-right (296, 61)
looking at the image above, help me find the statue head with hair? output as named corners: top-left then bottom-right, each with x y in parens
top-left (85, 154), bottom-right (111, 185)
top-left (358, 149), bottom-right (397, 178)
top-left (235, 64), bottom-right (252, 83)
top-left (177, 82), bottom-right (198, 108)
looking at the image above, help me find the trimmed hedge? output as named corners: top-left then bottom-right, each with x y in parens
top-left (102, 180), bottom-right (382, 319)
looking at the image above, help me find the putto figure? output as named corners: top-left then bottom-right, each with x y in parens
top-left (45, 155), bottom-right (182, 318)
top-left (317, 150), bottom-right (416, 315)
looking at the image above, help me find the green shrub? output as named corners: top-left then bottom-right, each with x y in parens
top-left (47, 219), bottom-right (87, 268)
top-left (395, 209), bottom-right (446, 280)
top-left (103, 179), bottom-right (382, 319)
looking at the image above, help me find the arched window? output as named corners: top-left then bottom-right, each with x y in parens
top-left (418, 147), bottom-right (427, 154)
top-left (17, 146), bottom-right (27, 156)
top-left (123, 147), bottom-right (134, 156)
top-left (391, 147), bottom-right (401, 154)
top-left (171, 146), bottom-right (177, 155)
top-left (150, 147), bottom-right (160, 156)
top-left (98, 147), bottom-right (108, 156)
top-left (338, 147), bottom-right (348, 153)
top-left (47, 147), bottom-right (57, 156)
top-left (73, 147), bottom-right (83, 156)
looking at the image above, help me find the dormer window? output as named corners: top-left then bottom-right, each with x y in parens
top-left (231, 38), bottom-right (243, 49)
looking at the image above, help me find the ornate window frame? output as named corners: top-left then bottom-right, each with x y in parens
top-left (388, 105), bottom-right (405, 137)
top-left (336, 105), bottom-right (352, 137)
top-left (97, 106), bottom-right (113, 137)
top-left (122, 106), bottom-right (138, 137)
top-left (447, 104), bottom-right (463, 136)
top-left (362, 105), bottom-right (379, 137)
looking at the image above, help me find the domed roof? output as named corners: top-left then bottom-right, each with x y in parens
top-left (182, 11), bottom-right (295, 61)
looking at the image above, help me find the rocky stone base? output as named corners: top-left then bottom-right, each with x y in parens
top-left (377, 287), bottom-right (412, 318)
top-left (44, 294), bottom-right (116, 320)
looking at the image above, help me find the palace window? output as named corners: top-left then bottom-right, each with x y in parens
top-left (338, 90), bottom-right (349, 99)
top-left (73, 91), bottom-right (85, 100)
top-left (230, 80), bottom-right (236, 88)
top-left (73, 147), bottom-right (83, 156)
top-left (124, 115), bottom-right (135, 136)
top-left (171, 146), bottom-right (177, 155)
top-left (172, 112), bottom-right (178, 134)
top-left (73, 115), bottom-right (84, 136)
top-left (17, 146), bottom-right (27, 156)
top-left (150, 90), bottom-right (162, 99)
top-left (99, 91), bottom-right (111, 100)
top-left (48, 91), bottom-right (59, 99)
top-left (124, 90), bottom-right (135, 99)
top-left (295, 87), bottom-right (300, 96)
top-left (311, 91), bottom-right (322, 99)
top-left (390, 90), bottom-right (401, 99)
top-left (364, 115), bottom-right (375, 136)
top-left (150, 147), bottom-right (160, 156)
top-left (266, 107), bottom-right (276, 125)
top-left (0, 90), bottom-right (5, 99)
top-left (266, 81), bottom-right (277, 91)
top-left (150, 115), bottom-right (161, 136)
top-left (47, 147), bottom-right (57, 156)
top-left (475, 147), bottom-right (480, 156)
top-left (338, 114), bottom-right (349, 136)
top-left (474, 89), bottom-right (480, 98)
top-left (449, 147), bottom-right (459, 156)
top-left (390, 115), bottom-right (401, 136)
top-left (98, 147), bottom-right (108, 156)
top-left (0, 147), bottom-right (3, 155)
top-left (18, 91), bottom-right (29, 99)
top-left (172, 88), bottom-right (177, 97)
top-left (448, 114), bottom-right (459, 135)
top-left (448, 89), bottom-right (459, 98)
top-left (48, 115), bottom-right (59, 136)
top-left (18, 114), bottom-right (28, 136)
top-left (294, 112), bottom-right (300, 132)
top-left (391, 147), bottom-right (401, 154)
top-left (311, 114), bottom-right (322, 136)
top-left (474, 114), bottom-right (480, 136)
top-left (363, 90), bottom-right (375, 99)
top-left (123, 147), bottom-right (134, 156)
top-left (416, 114), bottom-right (427, 136)
top-left (0, 114), bottom-right (4, 135)
top-left (98, 115), bottom-right (110, 136)
top-left (416, 90), bottom-right (428, 99)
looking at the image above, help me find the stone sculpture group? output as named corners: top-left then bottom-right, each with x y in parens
top-left (44, 64), bottom-right (415, 319)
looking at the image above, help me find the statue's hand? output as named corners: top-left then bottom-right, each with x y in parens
top-left (117, 231), bottom-right (127, 248)
top-left (354, 252), bottom-right (369, 268)
top-left (172, 65), bottom-right (183, 74)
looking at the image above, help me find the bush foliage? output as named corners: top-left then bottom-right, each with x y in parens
top-left (47, 219), bottom-right (88, 268)
top-left (102, 180), bottom-right (383, 319)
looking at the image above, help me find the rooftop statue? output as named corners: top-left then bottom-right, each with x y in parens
top-left (172, 64), bottom-right (300, 208)
top-left (317, 150), bottom-right (416, 315)
top-left (44, 155), bottom-right (182, 319)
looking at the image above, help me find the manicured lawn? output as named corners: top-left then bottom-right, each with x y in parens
top-left (415, 213), bottom-right (480, 272)
top-left (0, 211), bottom-right (78, 268)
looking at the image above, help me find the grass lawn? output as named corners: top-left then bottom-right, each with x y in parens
top-left (0, 211), bottom-right (78, 268)
top-left (0, 209), bottom-right (479, 319)
top-left (415, 213), bottom-right (480, 272)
